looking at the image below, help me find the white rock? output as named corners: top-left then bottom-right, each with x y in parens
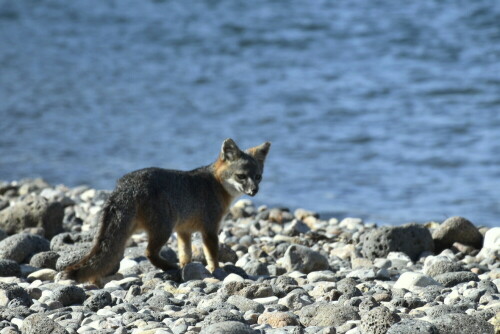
top-left (28, 268), bottom-right (58, 281)
top-left (477, 227), bottom-right (500, 259)
top-left (253, 296), bottom-right (279, 305)
top-left (339, 217), bottom-right (363, 230)
top-left (393, 272), bottom-right (442, 291)
top-left (223, 273), bottom-right (245, 284)
top-left (119, 258), bottom-right (139, 272)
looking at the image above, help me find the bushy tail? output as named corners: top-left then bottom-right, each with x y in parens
top-left (64, 191), bottom-right (136, 283)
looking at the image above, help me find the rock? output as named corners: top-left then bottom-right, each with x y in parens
top-left (83, 290), bottom-right (112, 311)
top-left (51, 285), bottom-right (86, 306)
top-left (431, 313), bottom-right (494, 334)
top-left (387, 319), bottom-right (438, 334)
top-left (0, 282), bottom-right (32, 307)
top-left (433, 271), bottom-right (479, 287)
top-left (181, 262), bottom-right (212, 281)
top-left (202, 309), bottom-right (245, 326)
top-left (0, 259), bottom-right (21, 277)
top-left (393, 272), bottom-right (442, 291)
top-left (423, 260), bottom-right (464, 278)
top-left (361, 223), bottom-right (434, 261)
top-left (299, 303), bottom-right (360, 327)
top-left (477, 227), bottom-right (500, 261)
top-left (22, 313), bottom-right (68, 334)
top-left (55, 247), bottom-right (91, 271)
top-left (258, 311), bottom-right (300, 328)
top-left (0, 196), bottom-right (63, 238)
top-left (360, 306), bottom-right (401, 334)
top-left (29, 251), bottom-right (60, 269)
top-left (50, 232), bottom-right (94, 251)
top-left (27, 268), bottom-right (57, 281)
top-left (432, 216), bottom-right (483, 251)
top-left (243, 260), bottom-right (270, 276)
top-left (227, 295), bottom-right (265, 313)
top-left (199, 321), bottom-right (256, 334)
top-left (0, 233), bottom-right (50, 263)
top-left (283, 244), bottom-right (329, 274)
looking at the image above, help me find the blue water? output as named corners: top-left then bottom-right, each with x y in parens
top-left (1, 0), bottom-right (499, 226)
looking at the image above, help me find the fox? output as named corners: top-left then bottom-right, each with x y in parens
top-left (63, 138), bottom-right (271, 284)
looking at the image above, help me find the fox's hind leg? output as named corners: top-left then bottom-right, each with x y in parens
top-left (141, 205), bottom-right (179, 271)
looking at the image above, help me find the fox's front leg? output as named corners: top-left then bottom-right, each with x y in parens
top-left (177, 231), bottom-right (192, 268)
top-left (202, 230), bottom-right (219, 272)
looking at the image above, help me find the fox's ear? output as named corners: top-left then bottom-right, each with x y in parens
top-left (247, 141), bottom-right (271, 164)
top-left (221, 138), bottom-right (242, 161)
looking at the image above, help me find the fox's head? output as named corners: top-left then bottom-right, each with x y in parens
top-left (214, 138), bottom-right (271, 197)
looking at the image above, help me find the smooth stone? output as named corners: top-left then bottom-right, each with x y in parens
top-left (393, 272), bottom-right (442, 291)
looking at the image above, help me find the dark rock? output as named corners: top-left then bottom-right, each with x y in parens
top-left (283, 244), bottom-right (329, 274)
top-left (147, 291), bottom-right (175, 310)
top-left (272, 276), bottom-right (300, 297)
top-left (0, 259), bottom-right (21, 277)
top-left (223, 264), bottom-right (249, 279)
top-left (0, 196), bottom-right (63, 238)
top-left (387, 319), bottom-right (438, 334)
top-left (22, 313), bottom-right (68, 334)
top-left (29, 251), bottom-right (60, 269)
top-left (181, 262), bottom-right (212, 281)
top-left (83, 290), bottom-right (112, 311)
top-left (361, 306), bottom-right (401, 334)
top-left (243, 260), bottom-right (270, 276)
top-left (202, 309), bottom-right (245, 326)
top-left (51, 285), bottom-right (86, 306)
top-left (362, 223), bottom-right (434, 261)
top-left (50, 232), bottom-right (93, 251)
top-left (0, 229), bottom-right (6, 242)
top-left (299, 303), bottom-right (359, 327)
top-left (336, 277), bottom-right (362, 297)
top-left (199, 321), bottom-right (257, 334)
top-left (239, 283), bottom-right (274, 299)
top-left (0, 233), bottom-right (50, 263)
top-left (433, 271), bottom-right (479, 287)
top-left (432, 216), bottom-right (483, 251)
top-left (0, 283), bottom-right (32, 307)
top-left (431, 313), bottom-right (494, 334)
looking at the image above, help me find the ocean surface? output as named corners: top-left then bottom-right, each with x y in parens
top-left (1, 0), bottom-right (499, 226)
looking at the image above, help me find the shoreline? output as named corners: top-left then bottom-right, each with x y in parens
top-left (0, 178), bottom-right (498, 334)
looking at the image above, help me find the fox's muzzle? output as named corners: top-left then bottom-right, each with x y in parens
top-left (247, 186), bottom-right (258, 196)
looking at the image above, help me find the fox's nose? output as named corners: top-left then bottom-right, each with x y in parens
top-left (249, 187), bottom-right (258, 196)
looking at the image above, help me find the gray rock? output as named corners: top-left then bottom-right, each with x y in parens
top-left (51, 285), bottom-right (86, 306)
top-left (147, 291), bottom-right (175, 309)
top-left (181, 262), bottom-right (212, 281)
top-left (199, 321), bottom-right (257, 334)
top-left (0, 305), bottom-right (33, 321)
top-left (28, 251), bottom-right (60, 269)
top-left (283, 244), bottom-right (329, 274)
top-left (21, 313), bottom-right (68, 334)
top-left (361, 223), bottom-right (434, 261)
top-left (433, 271), bottom-right (479, 287)
top-left (387, 319), bottom-right (438, 334)
top-left (0, 259), bottom-right (21, 277)
top-left (272, 276), bottom-right (300, 297)
top-left (55, 246), bottom-right (91, 271)
top-left (425, 305), bottom-right (465, 318)
top-left (243, 260), bottom-right (270, 276)
top-left (202, 309), bottom-right (245, 326)
top-left (361, 306), bottom-right (401, 334)
top-left (298, 303), bottom-right (360, 327)
top-left (227, 295), bottom-right (265, 313)
top-left (0, 233), bottom-right (50, 263)
top-left (432, 216), bottom-right (483, 251)
top-left (0, 196), bottom-right (63, 238)
top-left (0, 229), bottom-right (6, 242)
top-left (0, 283), bottom-right (32, 307)
top-left (83, 290), bottom-right (112, 311)
top-left (49, 232), bottom-right (93, 251)
top-left (424, 261), bottom-right (464, 278)
top-left (431, 313), bottom-right (494, 334)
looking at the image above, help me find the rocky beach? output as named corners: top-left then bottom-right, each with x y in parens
top-left (0, 178), bottom-right (498, 334)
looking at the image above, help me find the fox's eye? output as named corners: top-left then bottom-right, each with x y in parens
top-left (236, 174), bottom-right (246, 180)
top-left (255, 174), bottom-right (262, 181)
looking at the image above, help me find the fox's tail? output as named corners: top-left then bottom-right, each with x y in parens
top-left (64, 191), bottom-right (135, 283)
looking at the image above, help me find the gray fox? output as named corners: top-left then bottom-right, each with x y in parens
top-left (64, 138), bottom-right (271, 284)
